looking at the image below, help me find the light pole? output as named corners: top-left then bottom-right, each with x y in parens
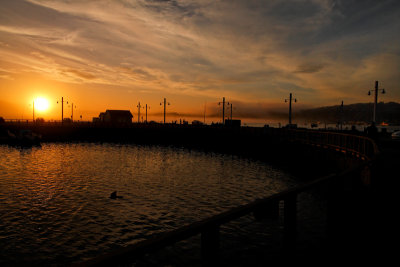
top-left (230, 103), bottom-right (232, 120)
top-left (368, 81), bottom-right (385, 124)
top-left (285, 93), bottom-right (297, 125)
top-left (70, 103), bottom-right (76, 122)
top-left (160, 98), bottom-right (170, 124)
top-left (57, 97), bottom-right (68, 123)
top-left (225, 102), bottom-right (233, 122)
top-left (218, 97), bottom-right (226, 124)
top-left (145, 104), bottom-right (150, 123)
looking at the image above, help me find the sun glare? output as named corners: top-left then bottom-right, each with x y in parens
top-left (35, 97), bottom-right (49, 112)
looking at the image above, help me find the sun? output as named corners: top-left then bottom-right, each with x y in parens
top-left (35, 97), bottom-right (50, 112)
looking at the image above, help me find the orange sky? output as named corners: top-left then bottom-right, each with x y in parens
top-left (1, 0), bottom-right (399, 123)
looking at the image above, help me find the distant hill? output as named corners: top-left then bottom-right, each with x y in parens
top-left (297, 102), bottom-right (400, 124)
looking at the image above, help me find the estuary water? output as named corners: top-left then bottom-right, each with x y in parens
top-left (0, 143), bottom-right (297, 265)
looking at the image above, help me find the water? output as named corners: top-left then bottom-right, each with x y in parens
top-left (0, 143), bottom-right (297, 265)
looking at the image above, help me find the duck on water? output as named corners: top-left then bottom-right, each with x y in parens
top-left (110, 191), bottom-right (123, 199)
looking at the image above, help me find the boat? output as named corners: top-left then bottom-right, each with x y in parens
top-left (392, 131), bottom-right (400, 140)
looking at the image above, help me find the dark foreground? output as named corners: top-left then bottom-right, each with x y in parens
top-left (1, 122), bottom-right (398, 265)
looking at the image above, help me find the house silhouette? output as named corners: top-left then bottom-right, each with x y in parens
top-left (93, 110), bottom-right (133, 123)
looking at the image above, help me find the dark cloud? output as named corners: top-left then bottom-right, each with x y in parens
top-left (294, 64), bottom-right (324, 74)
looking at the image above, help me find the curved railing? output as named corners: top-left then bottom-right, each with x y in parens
top-left (262, 128), bottom-right (379, 161)
top-left (72, 130), bottom-right (379, 266)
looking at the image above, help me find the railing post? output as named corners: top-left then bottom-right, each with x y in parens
top-left (283, 193), bottom-right (297, 253)
top-left (201, 225), bottom-right (220, 266)
top-left (253, 200), bottom-right (279, 220)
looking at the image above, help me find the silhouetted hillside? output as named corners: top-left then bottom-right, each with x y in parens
top-left (297, 102), bottom-right (400, 124)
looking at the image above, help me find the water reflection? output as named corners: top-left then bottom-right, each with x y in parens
top-left (0, 143), bottom-right (296, 265)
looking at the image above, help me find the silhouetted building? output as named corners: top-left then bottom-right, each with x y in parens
top-left (93, 110), bottom-right (133, 124)
top-left (192, 120), bottom-right (204, 126)
top-left (225, 119), bottom-right (241, 128)
top-left (99, 112), bottom-right (106, 121)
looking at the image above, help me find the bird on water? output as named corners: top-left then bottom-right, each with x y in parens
top-left (110, 191), bottom-right (123, 199)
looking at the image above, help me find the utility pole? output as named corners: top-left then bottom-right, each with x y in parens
top-left (160, 98), bottom-right (170, 124)
top-left (368, 81), bottom-right (385, 124)
top-left (218, 97), bottom-right (226, 124)
top-left (285, 93), bottom-right (297, 125)
top-left (32, 100), bottom-right (35, 122)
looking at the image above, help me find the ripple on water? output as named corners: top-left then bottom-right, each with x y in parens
top-left (0, 143), bottom-right (296, 265)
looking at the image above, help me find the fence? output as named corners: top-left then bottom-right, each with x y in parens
top-left (263, 128), bottom-right (378, 161)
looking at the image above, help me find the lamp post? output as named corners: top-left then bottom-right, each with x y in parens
top-left (228, 103), bottom-right (233, 120)
top-left (225, 102), bottom-right (234, 121)
top-left (218, 97), bottom-right (226, 124)
top-left (145, 104), bottom-right (150, 123)
top-left (57, 97), bottom-right (68, 123)
top-left (160, 98), bottom-right (170, 124)
top-left (70, 103), bottom-right (76, 122)
top-left (285, 93), bottom-right (297, 125)
top-left (368, 81), bottom-right (385, 124)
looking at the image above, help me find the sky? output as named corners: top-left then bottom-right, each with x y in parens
top-left (0, 0), bottom-right (399, 123)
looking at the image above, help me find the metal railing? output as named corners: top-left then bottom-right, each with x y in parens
top-left (76, 130), bottom-right (379, 266)
top-left (264, 128), bottom-right (379, 161)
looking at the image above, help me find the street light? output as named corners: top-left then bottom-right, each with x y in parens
top-left (367, 81), bottom-right (385, 124)
top-left (137, 102), bottom-right (144, 123)
top-left (68, 103), bottom-right (76, 122)
top-left (218, 97), bottom-right (226, 124)
top-left (145, 104), bottom-right (150, 123)
top-left (57, 97), bottom-right (68, 123)
top-left (285, 93), bottom-right (297, 125)
top-left (226, 102), bottom-right (234, 121)
top-left (160, 98), bottom-right (170, 124)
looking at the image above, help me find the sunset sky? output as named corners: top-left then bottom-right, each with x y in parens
top-left (0, 0), bottom-right (399, 123)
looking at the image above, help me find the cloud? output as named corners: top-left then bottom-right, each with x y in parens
top-left (294, 64), bottom-right (324, 74)
top-left (62, 69), bottom-right (96, 80)
top-left (0, 0), bottom-right (399, 107)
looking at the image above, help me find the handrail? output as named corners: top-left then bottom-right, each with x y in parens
top-left (270, 129), bottom-right (380, 160)
top-left (77, 132), bottom-right (379, 266)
